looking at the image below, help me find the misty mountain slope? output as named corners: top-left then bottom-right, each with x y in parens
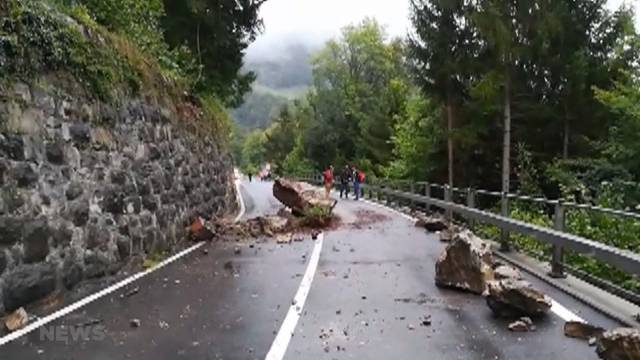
top-left (232, 42), bottom-right (316, 129)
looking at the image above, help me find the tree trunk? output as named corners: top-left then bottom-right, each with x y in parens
top-left (563, 103), bottom-right (569, 159)
top-left (446, 100), bottom-right (454, 189)
top-left (502, 70), bottom-right (511, 196)
top-left (196, 22), bottom-right (203, 83)
top-left (500, 67), bottom-right (512, 251)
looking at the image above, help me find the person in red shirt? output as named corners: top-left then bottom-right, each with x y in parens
top-left (354, 168), bottom-right (365, 200)
top-left (322, 165), bottom-right (334, 198)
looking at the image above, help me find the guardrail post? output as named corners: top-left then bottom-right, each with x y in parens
top-left (444, 185), bottom-right (453, 222)
top-left (410, 182), bottom-right (416, 211)
top-left (424, 183), bottom-right (431, 213)
top-left (466, 188), bottom-right (476, 231)
top-left (549, 201), bottom-right (567, 278)
top-left (500, 192), bottom-right (511, 252)
top-left (391, 182), bottom-right (397, 207)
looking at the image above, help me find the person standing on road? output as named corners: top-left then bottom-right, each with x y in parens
top-left (340, 165), bottom-right (352, 199)
top-left (323, 165), bottom-right (334, 198)
top-left (353, 167), bottom-right (364, 200)
top-left (248, 173), bottom-right (252, 182)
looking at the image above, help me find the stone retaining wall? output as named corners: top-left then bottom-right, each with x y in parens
top-left (0, 78), bottom-right (237, 314)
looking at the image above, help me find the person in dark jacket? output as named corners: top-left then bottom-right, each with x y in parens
top-left (339, 165), bottom-right (352, 199)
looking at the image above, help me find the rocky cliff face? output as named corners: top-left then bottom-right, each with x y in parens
top-left (0, 77), bottom-right (238, 314)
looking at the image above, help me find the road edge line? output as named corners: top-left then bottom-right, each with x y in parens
top-left (550, 299), bottom-right (585, 323)
top-left (234, 174), bottom-right (246, 222)
top-left (265, 233), bottom-right (324, 360)
top-left (0, 177), bottom-right (247, 347)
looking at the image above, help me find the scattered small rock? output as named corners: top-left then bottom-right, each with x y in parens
top-left (234, 246), bottom-right (241, 255)
top-left (276, 234), bottom-right (291, 244)
top-left (407, 324), bottom-right (415, 330)
top-left (421, 315), bottom-right (432, 327)
top-left (130, 318), bottom-right (141, 328)
top-left (564, 321), bottom-right (605, 340)
top-left (494, 265), bottom-right (523, 280)
top-left (508, 320), bottom-right (530, 332)
top-left (202, 248), bottom-right (209, 255)
top-left (439, 230), bottom-right (452, 242)
top-left (122, 287), bottom-right (139, 298)
top-left (4, 307), bottom-right (28, 332)
top-left (415, 216), bottom-right (448, 232)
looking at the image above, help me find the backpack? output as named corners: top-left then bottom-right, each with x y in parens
top-left (357, 171), bottom-right (365, 182)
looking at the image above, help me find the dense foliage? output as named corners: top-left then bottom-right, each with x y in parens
top-left (22, 0), bottom-right (267, 106)
top-left (162, 0), bottom-right (266, 107)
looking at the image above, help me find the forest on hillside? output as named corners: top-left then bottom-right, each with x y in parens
top-left (234, 0), bottom-right (640, 291)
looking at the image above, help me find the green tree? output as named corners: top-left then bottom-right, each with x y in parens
top-left (239, 129), bottom-right (267, 174)
top-left (304, 19), bottom-right (409, 173)
top-left (408, 0), bottom-right (477, 187)
top-left (384, 93), bottom-right (442, 180)
top-left (161, 0), bottom-right (267, 105)
top-left (595, 70), bottom-right (640, 177)
top-left (263, 105), bottom-right (297, 171)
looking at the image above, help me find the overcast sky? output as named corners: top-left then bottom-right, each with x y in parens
top-left (247, 0), bottom-right (639, 60)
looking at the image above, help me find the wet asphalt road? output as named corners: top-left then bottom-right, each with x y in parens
top-left (0, 180), bottom-right (622, 359)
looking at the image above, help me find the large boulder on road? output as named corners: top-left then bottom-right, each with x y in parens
top-left (435, 230), bottom-right (494, 294)
top-left (273, 179), bottom-right (337, 216)
top-left (485, 279), bottom-right (552, 318)
top-left (596, 328), bottom-right (640, 360)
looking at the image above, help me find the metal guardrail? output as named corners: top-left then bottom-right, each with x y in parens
top-left (295, 174), bottom-right (640, 280)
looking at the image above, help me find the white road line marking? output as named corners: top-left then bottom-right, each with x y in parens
top-left (550, 299), bottom-right (584, 322)
top-left (0, 242), bottom-right (204, 346)
top-left (265, 233), bottom-right (324, 360)
top-left (0, 177), bottom-right (247, 347)
top-left (234, 177), bottom-right (246, 222)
